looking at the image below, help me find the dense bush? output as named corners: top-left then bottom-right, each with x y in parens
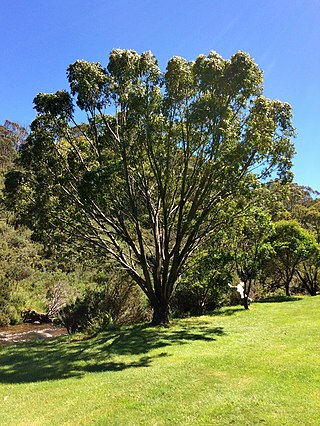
top-left (0, 277), bottom-right (23, 325)
top-left (171, 279), bottom-right (231, 317)
top-left (58, 270), bottom-right (150, 333)
top-left (0, 222), bottom-right (85, 324)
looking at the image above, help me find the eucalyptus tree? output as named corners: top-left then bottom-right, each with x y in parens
top-left (0, 121), bottom-right (28, 221)
top-left (0, 121), bottom-right (27, 170)
top-left (7, 49), bottom-right (295, 324)
top-left (290, 196), bottom-right (320, 243)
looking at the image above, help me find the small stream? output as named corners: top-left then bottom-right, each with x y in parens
top-left (0, 323), bottom-right (68, 345)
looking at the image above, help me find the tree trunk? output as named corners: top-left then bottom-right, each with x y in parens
top-left (310, 288), bottom-right (317, 296)
top-left (151, 299), bottom-right (170, 325)
top-left (296, 269), bottom-right (317, 296)
top-left (242, 296), bottom-right (250, 310)
top-left (285, 282), bottom-right (290, 296)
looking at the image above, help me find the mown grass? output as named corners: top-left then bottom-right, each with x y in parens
top-left (0, 296), bottom-right (320, 425)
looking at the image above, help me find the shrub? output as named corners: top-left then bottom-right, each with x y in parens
top-left (171, 277), bottom-right (231, 317)
top-left (57, 270), bottom-right (150, 333)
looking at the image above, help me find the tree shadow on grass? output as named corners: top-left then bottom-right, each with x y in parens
top-left (257, 296), bottom-right (303, 304)
top-left (0, 323), bottom-right (225, 384)
top-left (215, 307), bottom-right (245, 316)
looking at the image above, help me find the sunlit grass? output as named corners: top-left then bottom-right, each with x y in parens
top-left (1, 296), bottom-right (320, 425)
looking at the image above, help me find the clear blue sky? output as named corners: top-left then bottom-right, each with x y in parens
top-left (1, 0), bottom-right (319, 190)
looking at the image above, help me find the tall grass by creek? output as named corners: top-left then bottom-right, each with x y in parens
top-left (0, 296), bottom-right (319, 425)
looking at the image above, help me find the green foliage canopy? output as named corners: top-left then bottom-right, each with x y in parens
top-left (267, 220), bottom-right (318, 296)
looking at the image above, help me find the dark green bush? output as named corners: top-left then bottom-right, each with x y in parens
top-left (170, 244), bottom-right (232, 317)
top-left (171, 277), bottom-right (231, 317)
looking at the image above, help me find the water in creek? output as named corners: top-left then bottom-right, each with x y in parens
top-left (0, 323), bottom-right (68, 345)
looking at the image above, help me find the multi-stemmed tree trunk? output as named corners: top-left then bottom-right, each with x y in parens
top-left (6, 49), bottom-right (295, 324)
top-left (296, 249), bottom-right (320, 296)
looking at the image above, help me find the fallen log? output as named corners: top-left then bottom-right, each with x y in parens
top-left (22, 309), bottom-right (52, 324)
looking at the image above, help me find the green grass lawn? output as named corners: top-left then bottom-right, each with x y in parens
top-left (1, 296), bottom-right (320, 425)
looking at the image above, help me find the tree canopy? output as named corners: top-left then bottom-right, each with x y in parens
top-left (266, 220), bottom-right (319, 296)
top-left (6, 49), bottom-right (295, 324)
